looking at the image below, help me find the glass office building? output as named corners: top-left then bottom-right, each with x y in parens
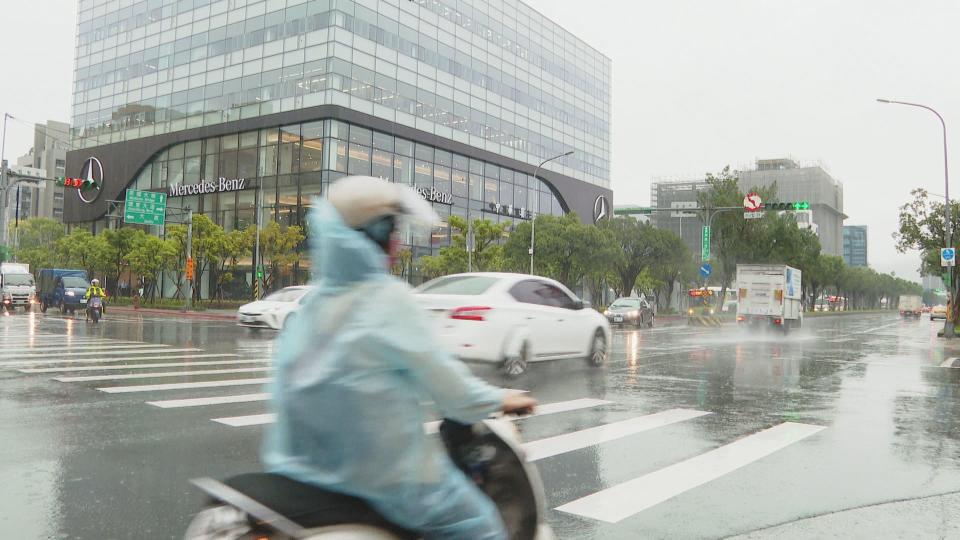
top-left (65, 0), bottom-right (612, 287)
top-left (843, 225), bottom-right (868, 267)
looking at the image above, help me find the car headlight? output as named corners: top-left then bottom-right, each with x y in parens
top-left (709, 309), bottom-right (715, 315)
top-left (688, 308), bottom-right (694, 315)
top-left (65, 291), bottom-right (75, 297)
top-left (630, 310), bottom-right (640, 317)
top-left (603, 310), bottom-right (610, 316)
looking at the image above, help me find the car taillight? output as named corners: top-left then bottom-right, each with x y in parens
top-left (737, 316), bottom-right (746, 322)
top-left (774, 318), bottom-right (783, 325)
top-left (450, 306), bottom-right (491, 321)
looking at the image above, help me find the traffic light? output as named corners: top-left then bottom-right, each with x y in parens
top-left (55, 176), bottom-right (86, 188)
top-left (764, 201), bottom-right (810, 211)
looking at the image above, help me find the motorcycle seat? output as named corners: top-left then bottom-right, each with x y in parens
top-left (223, 472), bottom-right (418, 539)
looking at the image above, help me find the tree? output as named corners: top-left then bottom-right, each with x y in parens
top-left (101, 228), bottom-right (145, 292)
top-left (390, 247), bottom-right (413, 280)
top-left (55, 229), bottom-right (113, 280)
top-left (208, 226), bottom-right (254, 301)
top-left (648, 229), bottom-right (695, 310)
top-left (11, 218), bottom-right (64, 272)
top-left (602, 216), bottom-right (667, 298)
top-left (895, 188), bottom-right (960, 319)
top-left (418, 216), bottom-right (510, 278)
top-left (124, 234), bottom-right (177, 301)
top-left (260, 221), bottom-right (305, 291)
top-left (698, 166), bottom-right (777, 301)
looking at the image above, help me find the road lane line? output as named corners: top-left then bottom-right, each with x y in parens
top-left (147, 393), bottom-right (271, 408)
top-left (424, 398), bottom-right (614, 434)
top-left (859, 322), bottom-right (901, 334)
top-left (212, 397), bottom-right (612, 428)
top-left (3, 353), bottom-right (239, 367)
top-left (555, 421), bottom-right (825, 523)
top-left (98, 377), bottom-right (272, 393)
top-left (522, 409), bottom-right (711, 461)
top-left (21, 359), bottom-right (267, 373)
top-left (55, 367), bottom-right (271, 382)
top-left (940, 358), bottom-right (959, 368)
top-left (0, 348), bottom-right (197, 360)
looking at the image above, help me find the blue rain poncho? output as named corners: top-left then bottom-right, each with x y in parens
top-left (262, 200), bottom-right (508, 538)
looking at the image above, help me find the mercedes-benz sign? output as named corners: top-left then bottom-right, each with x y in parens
top-left (78, 157), bottom-right (104, 204)
top-left (593, 195), bottom-right (609, 223)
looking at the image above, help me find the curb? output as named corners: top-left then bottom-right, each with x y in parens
top-left (108, 305), bottom-right (236, 321)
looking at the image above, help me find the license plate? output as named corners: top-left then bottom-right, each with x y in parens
top-left (80, 298), bottom-right (87, 304)
top-left (240, 315), bottom-right (255, 323)
top-left (613, 315), bottom-right (623, 322)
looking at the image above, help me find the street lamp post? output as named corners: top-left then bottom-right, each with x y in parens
top-left (878, 98), bottom-right (953, 337)
top-left (0, 113), bottom-right (12, 250)
top-left (529, 150), bottom-right (573, 275)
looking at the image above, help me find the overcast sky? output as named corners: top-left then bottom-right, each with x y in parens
top-left (3, 1), bottom-right (958, 280)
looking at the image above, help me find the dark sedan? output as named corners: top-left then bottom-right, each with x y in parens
top-left (604, 297), bottom-right (655, 328)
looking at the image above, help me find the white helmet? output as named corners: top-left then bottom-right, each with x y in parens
top-left (91, 278), bottom-right (100, 286)
top-left (327, 176), bottom-right (439, 249)
top-left (327, 176), bottom-right (439, 228)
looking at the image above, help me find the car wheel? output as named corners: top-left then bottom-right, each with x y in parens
top-left (502, 342), bottom-right (530, 378)
top-left (588, 330), bottom-right (607, 367)
top-left (647, 316), bottom-right (655, 328)
top-left (40, 301), bottom-right (47, 313)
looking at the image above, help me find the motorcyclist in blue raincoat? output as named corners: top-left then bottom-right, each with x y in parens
top-left (262, 176), bottom-right (537, 539)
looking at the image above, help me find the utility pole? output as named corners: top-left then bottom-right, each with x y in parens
top-left (254, 183), bottom-right (262, 300)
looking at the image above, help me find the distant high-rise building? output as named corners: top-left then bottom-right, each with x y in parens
top-left (6, 120), bottom-right (69, 222)
top-left (843, 225), bottom-right (868, 267)
top-left (649, 180), bottom-right (710, 258)
top-left (738, 159), bottom-right (846, 256)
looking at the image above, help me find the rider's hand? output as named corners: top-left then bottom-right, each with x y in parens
top-left (502, 392), bottom-right (537, 416)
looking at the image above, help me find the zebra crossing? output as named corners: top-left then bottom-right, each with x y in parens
top-left (0, 321), bottom-right (828, 528)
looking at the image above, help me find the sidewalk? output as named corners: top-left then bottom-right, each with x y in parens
top-left (107, 305), bottom-right (236, 321)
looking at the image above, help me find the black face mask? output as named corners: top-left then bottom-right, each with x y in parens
top-left (358, 215), bottom-right (397, 252)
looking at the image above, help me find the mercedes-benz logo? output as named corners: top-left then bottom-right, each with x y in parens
top-left (593, 195), bottom-right (609, 223)
top-left (78, 157), bottom-right (103, 204)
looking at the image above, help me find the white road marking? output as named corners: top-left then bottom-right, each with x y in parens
top-left (213, 397), bottom-right (609, 429)
top-left (213, 413), bottom-right (276, 427)
top-left (424, 398), bottom-right (614, 433)
top-left (940, 358), bottom-right (959, 368)
top-left (0, 343), bottom-right (164, 354)
top-left (522, 409), bottom-right (711, 461)
top-left (859, 322), bottom-right (901, 334)
top-left (21, 359), bottom-right (267, 373)
top-left (98, 377), bottom-right (272, 393)
top-left (0, 348), bottom-right (196, 360)
top-left (3, 353), bottom-right (238, 367)
top-left (555, 421), bottom-right (825, 523)
top-left (55, 367), bottom-right (271, 382)
top-left (147, 393), bottom-right (271, 408)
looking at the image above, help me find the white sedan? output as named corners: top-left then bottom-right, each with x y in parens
top-left (414, 273), bottom-right (611, 376)
top-left (237, 286), bottom-right (312, 330)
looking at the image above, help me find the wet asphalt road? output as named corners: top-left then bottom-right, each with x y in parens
top-left (1, 310), bottom-right (959, 539)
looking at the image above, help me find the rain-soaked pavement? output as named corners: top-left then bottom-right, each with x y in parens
top-left (1, 310), bottom-right (959, 539)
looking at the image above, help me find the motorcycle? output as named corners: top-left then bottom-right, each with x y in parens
top-left (86, 296), bottom-right (103, 323)
top-left (184, 416), bottom-right (555, 540)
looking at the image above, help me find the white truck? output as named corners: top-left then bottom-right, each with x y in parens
top-left (736, 264), bottom-right (803, 332)
top-left (898, 295), bottom-right (922, 318)
top-left (0, 262), bottom-right (36, 312)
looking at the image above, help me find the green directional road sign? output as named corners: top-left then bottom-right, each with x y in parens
top-left (124, 189), bottom-right (167, 225)
top-left (701, 226), bottom-right (711, 262)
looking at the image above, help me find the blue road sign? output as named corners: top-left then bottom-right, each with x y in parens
top-left (699, 263), bottom-right (712, 278)
top-left (942, 248), bottom-right (956, 267)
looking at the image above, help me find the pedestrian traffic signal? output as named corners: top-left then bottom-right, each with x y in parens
top-left (764, 201), bottom-right (810, 211)
top-left (256, 266), bottom-right (264, 280)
